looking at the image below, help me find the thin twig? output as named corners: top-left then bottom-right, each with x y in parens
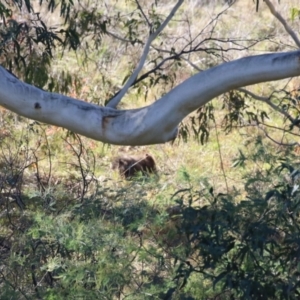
top-left (238, 87), bottom-right (298, 125)
top-left (135, 0), bottom-right (151, 27)
top-left (106, 30), bottom-right (138, 44)
top-left (107, 0), bottom-right (184, 108)
top-left (258, 124), bottom-right (299, 147)
top-left (264, 0), bottom-right (300, 48)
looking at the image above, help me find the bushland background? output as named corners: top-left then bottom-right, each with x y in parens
top-left (1, 0), bottom-right (300, 299)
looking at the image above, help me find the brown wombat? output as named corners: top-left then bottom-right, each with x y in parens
top-left (112, 154), bottom-right (157, 179)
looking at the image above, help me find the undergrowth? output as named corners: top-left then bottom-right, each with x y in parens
top-left (1, 111), bottom-right (300, 299)
top-left (1, 0), bottom-right (300, 298)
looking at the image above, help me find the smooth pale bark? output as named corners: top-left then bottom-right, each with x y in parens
top-left (0, 50), bottom-right (300, 145)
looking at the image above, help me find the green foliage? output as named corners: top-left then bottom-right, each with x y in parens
top-left (158, 149), bottom-right (300, 299)
top-left (290, 7), bottom-right (300, 21)
top-left (1, 117), bottom-right (300, 299)
top-left (1, 1), bottom-right (300, 299)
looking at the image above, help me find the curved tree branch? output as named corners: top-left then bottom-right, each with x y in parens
top-left (0, 51), bottom-right (300, 145)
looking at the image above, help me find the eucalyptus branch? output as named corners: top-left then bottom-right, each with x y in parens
top-left (177, 65), bottom-right (300, 136)
top-left (182, 4), bottom-right (231, 52)
top-left (237, 88), bottom-right (269, 102)
top-left (106, 30), bottom-right (138, 44)
top-left (181, 56), bottom-right (204, 72)
top-left (238, 87), bottom-right (298, 125)
top-left (1, 50), bottom-right (300, 145)
top-left (255, 121), bottom-right (300, 138)
top-left (258, 124), bottom-right (299, 147)
top-left (135, 0), bottom-right (151, 27)
top-left (264, 0), bottom-right (300, 48)
top-left (117, 36), bottom-right (264, 93)
top-left (107, 0), bottom-right (184, 108)
top-left (108, 3), bottom-right (266, 104)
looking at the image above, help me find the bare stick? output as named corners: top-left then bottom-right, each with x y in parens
top-left (107, 0), bottom-right (184, 108)
top-left (264, 0), bottom-right (300, 48)
top-left (258, 124), bottom-right (299, 147)
top-left (135, 0), bottom-right (151, 27)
